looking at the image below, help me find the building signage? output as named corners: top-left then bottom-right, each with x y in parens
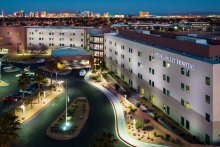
top-left (154, 52), bottom-right (195, 70)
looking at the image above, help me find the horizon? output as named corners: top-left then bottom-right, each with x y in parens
top-left (1, 0), bottom-right (220, 15)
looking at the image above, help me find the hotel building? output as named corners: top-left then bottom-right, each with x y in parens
top-left (26, 26), bottom-right (93, 50)
top-left (104, 30), bottom-right (220, 145)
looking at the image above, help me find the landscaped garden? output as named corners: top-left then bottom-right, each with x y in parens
top-left (47, 97), bottom-right (90, 140)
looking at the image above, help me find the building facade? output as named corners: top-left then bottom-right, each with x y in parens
top-left (104, 30), bottom-right (220, 145)
top-left (0, 26), bottom-right (27, 53)
top-left (26, 26), bottom-right (92, 51)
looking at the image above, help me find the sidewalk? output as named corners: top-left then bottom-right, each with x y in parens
top-left (84, 71), bottom-right (165, 147)
top-left (16, 84), bottom-right (64, 123)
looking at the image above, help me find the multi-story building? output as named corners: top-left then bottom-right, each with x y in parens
top-left (87, 27), bottom-right (111, 64)
top-left (104, 30), bottom-right (220, 145)
top-left (26, 26), bottom-right (93, 50)
top-left (0, 26), bottom-right (27, 53)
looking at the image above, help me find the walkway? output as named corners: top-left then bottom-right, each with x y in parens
top-left (16, 84), bottom-right (64, 123)
top-left (84, 71), bottom-right (166, 147)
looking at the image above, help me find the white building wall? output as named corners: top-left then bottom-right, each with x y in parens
top-left (26, 27), bottom-right (87, 50)
top-left (104, 33), bottom-right (220, 144)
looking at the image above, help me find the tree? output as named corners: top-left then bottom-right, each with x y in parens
top-left (90, 130), bottom-right (118, 147)
top-left (47, 59), bottom-right (57, 92)
top-left (39, 44), bottom-right (48, 54)
top-left (0, 112), bottom-right (21, 147)
top-left (34, 69), bottom-right (45, 103)
top-left (18, 70), bottom-right (31, 107)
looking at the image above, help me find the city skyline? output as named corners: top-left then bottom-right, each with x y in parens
top-left (1, 0), bottom-right (220, 15)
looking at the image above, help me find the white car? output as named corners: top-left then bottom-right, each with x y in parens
top-left (36, 59), bottom-right (45, 63)
top-left (79, 69), bottom-right (86, 76)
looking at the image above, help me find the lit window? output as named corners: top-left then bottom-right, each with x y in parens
top-left (185, 101), bottom-right (190, 109)
top-left (186, 85), bottom-right (190, 93)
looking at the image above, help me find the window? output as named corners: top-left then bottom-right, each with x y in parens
top-left (152, 69), bottom-right (155, 75)
top-left (121, 63), bottom-right (125, 68)
top-left (206, 113), bottom-right (210, 122)
top-left (129, 58), bottom-right (131, 63)
top-left (205, 95), bottom-right (210, 104)
top-left (138, 73), bottom-right (143, 79)
top-left (167, 106), bottom-right (170, 115)
top-left (163, 88), bottom-right (170, 96)
top-left (149, 80), bottom-right (154, 87)
top-left (205, 134), bottom-right (210, 145)
top-left (121, 45), bottom-right (124, 50)
top-left (206, 77), bottom-right (211, 85)
top-left (186, 69), bottom-right (190, 77)
top-left (181, 99), bottom-right (184, 106)
top-left (149, 55), bottom-right (155, 62)
top-left (181, 67), bottom-right (185, 75)
top-left (138, 62), bottom-right (143, 68)
top-left (186, 120), bottom-right (190, 130)
top-left (138, 51), bottom-right (142, 57)
top-left (163, 75), bottom-right (170, 83)
top-left (129, 48), bottom-right (133, 53)
top-left (166, 90), bottom-right (170, 96)
top-left (115, 51), bottom-right (118, 55)
top-left (185, 101), bottom-right (190, 109)
top-left (163, 74), bottom-right (166, 81)
top-left (186, 85), bottom-right (190, 93)
top-left (129, 79), bottom-right (133, 86)
top-left (163, 61), bottom-right (166, 67)
top-left (181, 83), bottom-right (185, 91)
top-left (163, 61), bottom-right (170, 68)
top-left (121, 54), bottom-right (124, 59)
top-left (181, 116), bottom-right (185, 126)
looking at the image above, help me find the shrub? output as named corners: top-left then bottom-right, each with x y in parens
top-left (135, 120), bottom-right (142, 129)
top-left (96, 77), bottom-right (102, 82)
top-left (136, 103), bottom-right (141, 108)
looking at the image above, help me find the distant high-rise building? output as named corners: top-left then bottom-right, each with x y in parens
top-left (139, 11), bottom-right (150, 18)
top-left (13, 10), bottom-right (25, 17)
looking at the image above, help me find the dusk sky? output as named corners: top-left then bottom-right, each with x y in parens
top-left (0, 0), bottom-right (220, 15)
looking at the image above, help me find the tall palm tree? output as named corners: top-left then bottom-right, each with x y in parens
top-left (34, 69), bottom-right (45, 103)
top-left (0, 112), bottom-right (21, 147)
top-left (47, 59), bottom-right (57, 92)
top-left (18, 70), bottom-right (31, 107)
top-left (91, 130), bottom-right (118, 147)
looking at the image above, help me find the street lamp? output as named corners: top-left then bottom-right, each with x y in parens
top-left (55, 72), bottom-right (58, 85)
top-left (21, 104), bottom-right (25, 120)
top-left (65, 79), bottom-right (70, 126)
top-left (124, 94), bottom-right (127, 99)
top-left (0, 61), bottom-right (1, 82)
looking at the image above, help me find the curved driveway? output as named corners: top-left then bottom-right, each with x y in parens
top-left (84, 71), bottom-right (166, 147)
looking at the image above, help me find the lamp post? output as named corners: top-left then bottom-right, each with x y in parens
top-left (0, 61), bottom-right (1, 82)
top-left (65, 79), bottom-right (70, 126)
top-left (21, 104), bottom-right (25, 120)
top-left (55, 72), bottom-right (58, 85)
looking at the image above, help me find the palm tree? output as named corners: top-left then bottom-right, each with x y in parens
top-left (0, 112), bottom-right (21, 147)
top-left (34, 69), bottom-right (45, 103)
top-left (47, 59), bottom-right (57, 92)
top-left (18, 70), bottom-right (31, 107)
top-left (90, 130), bottom-right (118, 147)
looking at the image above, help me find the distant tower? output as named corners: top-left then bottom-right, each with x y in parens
top-left (1, 10), bottom-right (3, 17)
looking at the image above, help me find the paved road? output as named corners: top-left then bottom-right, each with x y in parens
top-left (14, 70), bottom-right (127, 147)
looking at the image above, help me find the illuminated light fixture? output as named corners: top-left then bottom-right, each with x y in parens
top-left (166, 63), bottom-right (170, 68)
